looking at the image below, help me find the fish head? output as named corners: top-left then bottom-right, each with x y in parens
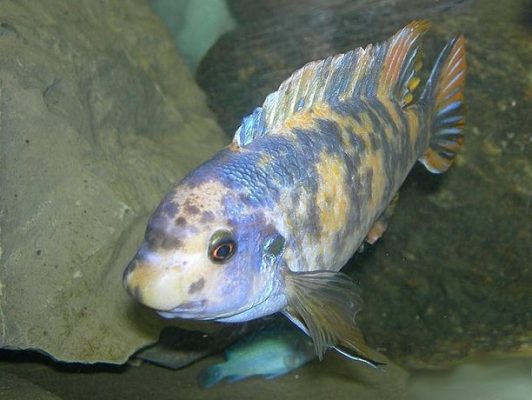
top-left (123, 176), bottom-right (287, 322)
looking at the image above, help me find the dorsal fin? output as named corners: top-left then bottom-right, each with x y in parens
top-left (378, 20), bottom-right (430, 106)
top-left (234, 20), bottom-right (430, 147)
top-left (234, 107), bottom-right (266, 147)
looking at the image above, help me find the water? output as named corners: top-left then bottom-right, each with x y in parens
top-left (0, 0), bottom-right (530, 399)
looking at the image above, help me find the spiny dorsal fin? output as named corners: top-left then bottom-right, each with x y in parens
top-left (234, 107), bottom-right (265, 147)
top-left (378, 20), bottom-right (429, 106)
top-left (234, 20), bottom-right (430, 147)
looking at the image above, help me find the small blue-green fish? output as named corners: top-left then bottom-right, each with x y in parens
top-left (197, 325), bottom-right (316, 388)
top-left (123, 21), bottom-right (466, 363)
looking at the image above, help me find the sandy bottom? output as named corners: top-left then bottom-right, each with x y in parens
top-left (0, 351), bottom-right (408, 400)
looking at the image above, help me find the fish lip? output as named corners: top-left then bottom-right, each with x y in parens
top-left (157, 287), bottom-right (276, 321)
top-left (157, 308), bottom-right (246, 321)
top-left (156, 300), bottom-right (207, 317)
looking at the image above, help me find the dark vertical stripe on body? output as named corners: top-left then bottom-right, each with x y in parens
top-left (315, 119), bottom-right (347, 155)
top-left (362, 99), bottom-right (412, 202)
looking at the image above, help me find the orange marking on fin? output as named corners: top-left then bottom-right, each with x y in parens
top-left (366, 193), bottom-right (399, 245)
top-left (379, 20), bottom-right (430, 99)
top-left (408, 76), bottom-right (421, 92)
top-left (422, 150), bottom-right (450, 173)
top-left (421, 34), bottom-right (466, 174)
top-left (435, 35), bottom-right (467, 109)
top-left (366, 220), bottom-right (387, 245)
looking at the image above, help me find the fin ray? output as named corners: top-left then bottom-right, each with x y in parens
top-left (197, 365), bottom-right (225, 388)
top-left (283, 269), bottom-right (373, 361)
top-left (379, 20), bottom-right (430, 106)
top-left (234, 20), bottom-right (431, 147)
top-left (420, 35), bottom-right (467, 173)
top-left (365, 193), bottom-right (399, 245)
top-left (333, 345), bottom-right (386, 369)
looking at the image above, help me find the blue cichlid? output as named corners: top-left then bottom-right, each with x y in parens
top-left (197, 325), bottom-right (316, 388)
top-left (123, 21), bottom-right (466, 363)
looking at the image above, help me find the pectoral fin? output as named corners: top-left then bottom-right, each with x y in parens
top-left (333, 344), bottom-right (386, 369)
top-left (283, 268), bottom-right (382, 367)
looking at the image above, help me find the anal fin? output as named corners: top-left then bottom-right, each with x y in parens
top-left (365, 193), bottom-right (399, 246)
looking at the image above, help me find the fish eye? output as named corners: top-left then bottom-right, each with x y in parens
top-left (208, 230), bottom-right (237, 263)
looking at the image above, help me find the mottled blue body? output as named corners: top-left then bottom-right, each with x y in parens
top-left (198, 96), bottom-right (426, 277)
top-left (123, 22), bottom-right (466, 361)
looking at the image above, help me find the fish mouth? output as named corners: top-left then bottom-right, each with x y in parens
top-left (157, 287), bottom-right (276, 321)
top-left (157, 306), bottom-right (253, 321)
top-left (157, 302), bottom-right (258, 321)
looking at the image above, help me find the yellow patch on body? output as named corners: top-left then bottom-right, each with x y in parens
top-left (285, 108), bottom-right (317, 130)
top-left (282, 103), bottom-right (378, 162)
top-left (315, 152), bottom-right (350, 236)
top-left (285, 103), bottom-right (334, 129)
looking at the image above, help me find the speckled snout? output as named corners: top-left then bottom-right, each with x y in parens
top-left (122, 246), bottom-right (192, 312)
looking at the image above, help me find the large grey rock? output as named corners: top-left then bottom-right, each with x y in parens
top-left (0, 0), bottom-right (227, 363)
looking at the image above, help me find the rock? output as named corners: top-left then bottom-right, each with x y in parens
top-left (196, 0), bottom-right (531, 368)
top-left (0, 0), bottom-right (227, 363)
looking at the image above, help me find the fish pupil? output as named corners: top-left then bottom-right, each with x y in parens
top-left (209, 231), bottom-right (236, 263)
top-left (215, 243), bottom-right (232, 259)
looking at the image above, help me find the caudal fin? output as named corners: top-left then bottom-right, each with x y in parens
top-left (420, 35), bottom-right (466, 173)
top-left (197, 365), bottom-right (224, 388)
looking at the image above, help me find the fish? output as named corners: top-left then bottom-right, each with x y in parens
top-left (197, 324), bottom-right (316, 388)
top-left (134, 317), bottom-right (283, 370)
top-left (123, 20), bottom-right (466, 364)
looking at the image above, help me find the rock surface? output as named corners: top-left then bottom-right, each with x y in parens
top-left (0, 0), bottom-right (227, 363)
